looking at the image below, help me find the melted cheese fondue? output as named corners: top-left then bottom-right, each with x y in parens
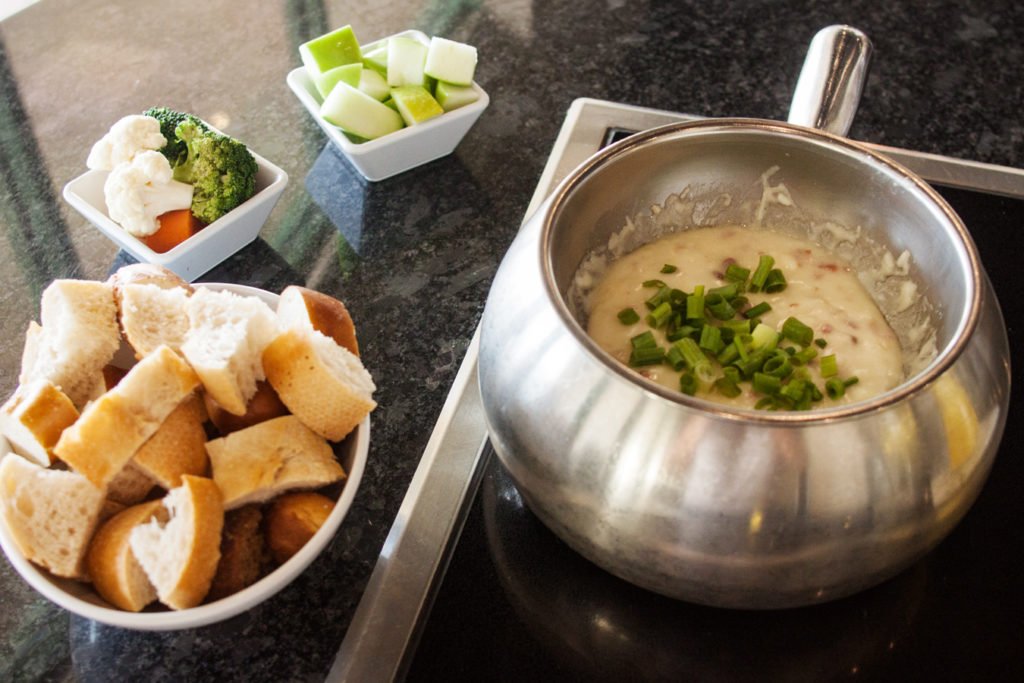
top-left (586, 226), bottom-right (903, 409)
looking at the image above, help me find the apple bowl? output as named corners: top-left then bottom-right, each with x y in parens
top-left (0, 283), bottom-right (369, 631)
top-left (63, 151), bottom-right (288, 282)
top-left (286, 29), bottom-right (489, 182)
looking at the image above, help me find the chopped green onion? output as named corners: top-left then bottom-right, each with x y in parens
top-left (686, 285), bottom-right (705, 320)
top-left (779, 378), bottom-right (808, 402)
top-left (825, 377), bottom-right (846, 399)
top-left (643, 279), bottom-right (667, 288)
top-left (645, 286), bottom-right (671, 310)
top-left (665, 343), bottom-right (686, 371)
top-left (669, 289), bottom-right (687, 306)
top-left (710, 282), bottom-right (740, 300)
top-left (820, 354), bottom-right (838, 378)
top-left (792, 346), bottom-right (818, 366)
top-left (629, 345), bottom-right (666, 367)
top-left (699, 324), bottom-right (725, 354)
top-left (725, 263), bottom-right (750, 286)
top-left (645, 301), bottom-right (673, 328)
top-left (666, 323), bottom-right (699, 343)
top-left (763, 268), bottom-right (787, 293)
top-left (814, 338), bottom-right (828, 348)
top-left (750, 323), bottom-right (779, 351)
top-left (716, 343), bottom-right (739, 365)
top-left (617, 307), bottom-right (640, 325)
top-left (722, 319), bottom-right (751, 335)
top-left (781, 316), bottom-right (814, 347)
top-left (706, 293), bottom-right (736, 320)
top-left (743, 301), bottom-right (772, 319)
top-left (762, 353), bottom-right (793, 378)
top-left (679, 372), bottom-right (699, 395)
top-left (755, 396), bottom-right (778, 410)
top-left (713, 375), bottom-right (742, 397)
top-left (809, 382), bottom-right (823, 402)
top-left (749, 255), bottom-right (775, 292)
top-left (660, 264), bottom-right (678, 274)
top-left (675, 337), bottom-right (714, 382)
top-left (734, 350), bottom-right (767, 379)
top-left (845, 376), bottom-right (859, 387)
top-left (753, 372), bottom-right (781, 395)
top-left (733, 333), bottom-right (752, 361)
top-left (631, 331), bottom-right (657, 349)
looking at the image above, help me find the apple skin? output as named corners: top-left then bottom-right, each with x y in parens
top-left (390, 85), bottom-right (444, 126)
top-left (358, 68), bottom-right (390, 101)
top-left (300, 25), bottom-right (362, 77)
top-left (435, 81), bottom-right (480, 111)
top-left (362, 45), bottom-right (388, 75)
top-left (314, 63), bottom-right (362, 99)
top-left (320, 82), bottom-right (405, 140)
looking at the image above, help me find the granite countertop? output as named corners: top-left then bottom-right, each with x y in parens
top-left (0, 1), bottom-right (1021, 681)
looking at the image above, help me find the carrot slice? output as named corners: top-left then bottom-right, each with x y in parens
top-left (144, 209), bottom-right (206, 253)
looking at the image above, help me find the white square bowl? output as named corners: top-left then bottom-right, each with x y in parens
top-left (286, 29), bottom-right (489, 181)
top-left (0, 283), bottom-right (369, 631)
top-left (63, 151), bottom-right (289, 282)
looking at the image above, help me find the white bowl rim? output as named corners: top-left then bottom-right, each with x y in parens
top-left (0, 283), bottom-right (370, 630)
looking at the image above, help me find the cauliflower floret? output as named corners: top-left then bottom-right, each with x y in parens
top-left (104, 151), bottom-right (194, 237)
top-left (87, 115), bottom-right (167, 171)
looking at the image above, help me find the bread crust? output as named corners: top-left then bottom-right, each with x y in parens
top-left (262, 329), bottom-right (375, 441)
top-left (86, 500), bottom-right (165, 611)
top-left (207, 505), bottom-right (265, 601)
top-left (129, 475), bottom-right (224, 610)
top-left (278, 286), bottom-right (360, 356)
top-left (206, 415), bottom-right (345, 509)
top-left (0, 380), bottom-right (79, 466)
top-left (204, 380), bottom-right (288, 435)
top-left (132, 394), bottom-right (209, 489)
top-left (55, 346), bottom-right (200, 488)
top-left (266, 492), bottom-right (335, 565)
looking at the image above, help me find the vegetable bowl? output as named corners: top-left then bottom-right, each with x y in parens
top-left (63, 146), bottom-right (288, 282)
top-left (287, 29), bottom-right (489, 181)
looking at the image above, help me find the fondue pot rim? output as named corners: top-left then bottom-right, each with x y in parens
top-left (540, 117), bottom-right (983, 424)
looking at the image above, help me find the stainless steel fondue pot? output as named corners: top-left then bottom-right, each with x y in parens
top-left (478, 27), bottom-right (1010, 608)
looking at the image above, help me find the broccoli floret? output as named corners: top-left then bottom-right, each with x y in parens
top-left (142, 107), bottom-right (209, 165)
top-left (171, 120), bottom-right (258, 224)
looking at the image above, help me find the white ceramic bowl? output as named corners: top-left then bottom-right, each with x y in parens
top-left (286, 29), bottom-right (489, 181)
top-left (63, 151), bottom-right (289, 283)
top-left (0, 284), bottom-right (369, 630)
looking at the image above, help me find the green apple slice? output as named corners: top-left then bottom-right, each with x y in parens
top-left (300, 25), bottom-right (362, 78)
top-left (362, 45), bottom-right (388, 75)
top-left (387, 36), bottom-right (428, 87)
top-left (423, 37), bottom-right (477, 86)
top-left (434, 81), bottom-right (480, 111)
top-left (320, 83), bottom-right (405, 140)
top-left (358, 68), bottom-right (390, 101)
top-left (390, 85), bottom-right (444, 125)
top-left (314, 63), bottom-right (363, 99)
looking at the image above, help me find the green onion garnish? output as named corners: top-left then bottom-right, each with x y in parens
top-left (699, 324), bottom-right (725, 354)
top-left (709, 282), bottom-right (740, 300)
top-left (645, 286), bottom-right (671, 310)
top-left (753, 372), bottom-right (781, 395)
top-left (820, 354), bottom-right (838, 378)
top-left (713, 375), bottom-right (742, 397)
top-left (814, 338), bottom-right (828, 348)
top-left (645, 301), bottom-right (673, 328)
top-left (762, 353), bottom-right (793, 379)
top-left (743, 301), bottom-right (772, 319)
top-left (643, 279), bottom-right (667, 288)
top-left (779, 378), bottom-right (808, 402)
top-left (679, 372), bottom-right (698, 395)
top-left (763, 268), bottom-right (787, 293)
top-left (660, 264), bottom-right (678, 274)
top-left (629, 346), bottom-right (665, 367)
top-left (665, 343), bottom-right (686, 371)
top-left (716, 343), bottom-right (740, 366)
top-left (749, 255), bottom-right (775, 292)
top-left (686, 285), bottom-right (705, 320)
top-left (781, 317), bottom-right (814, 347)
top-left (750, 323), bottom-right (779, 351)
top-left (617, 307), bottom-right (640, 325)
top-left (792, 346), bottom-right (818, 366)
top-left (706, 293), bottom-right (736, 320)
top-left (630, 330), bottom-right (657, 349)
top-left (725, 263), bottom-right (751, 286)
top-left (845, 376), bottom-right (859, 387)
top-left (825, 377), bottom-right (846, 399)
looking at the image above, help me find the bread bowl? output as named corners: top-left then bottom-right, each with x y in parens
top-left (0, 283), bottom-right (370, 630)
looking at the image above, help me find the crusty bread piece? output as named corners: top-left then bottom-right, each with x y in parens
top-left (131, 394), bottom-right (208, 489)
top-left (0, 453), bottom-right (105, 579)
top-left (86, 500), bottom-right (166, 611)
top-left (25, 279), bottom-right (121, 408)
top-left (54, 345), bottom-right (200, 489)
top-left (0, 380), bottom-right (79, 466)
top-left (128, 475), bottom-right (224, 610)
top-left (207, 505), bottom-right (265, 601)
top-left (108, 263), bottom-right (193, 303)
top-left (263, 328), bottom-right (376, 441)
top-left (203, 380), bottom-right (288, 436)
top-left (206, 415), bottom-right (346, 510)
top-left (119, 283), bottom-right (191, 358)
top-left (105, 461), bottom-right (156, 505)
top-left (265, 491), bottom-right (335, 565)
top-left (18, 321), bottom-right (43, 385)
top-left (181, 288), bottom-right (279, 416)
top-left (277, 286), bottom-right (360, 356)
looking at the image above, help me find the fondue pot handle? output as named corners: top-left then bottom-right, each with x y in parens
top-left (788, 25), bottom-right (873, 137)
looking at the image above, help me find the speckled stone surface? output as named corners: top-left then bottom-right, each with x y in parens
top-left (0, 0), bottom-right (1021, 680)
